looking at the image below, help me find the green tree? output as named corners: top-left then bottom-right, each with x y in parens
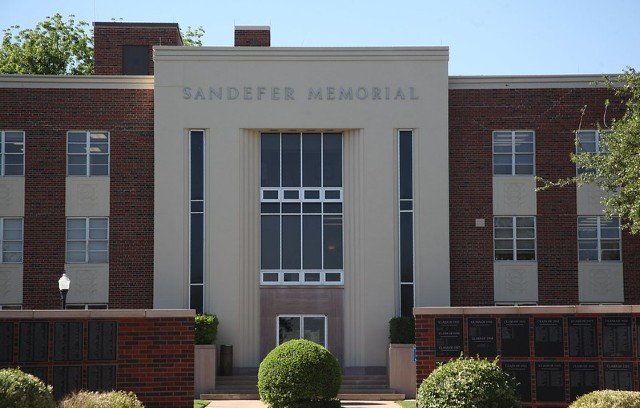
top-left (540, 68), bottom-right (640, 234)
top-left (0, 13), bottom-right (93, 74)
top-left (181, 26), bottom-right (205, 46)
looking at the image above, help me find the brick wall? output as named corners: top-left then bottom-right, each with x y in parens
top-left (0, 310), bottom-right (194, 408)
top-left (0, 87), bottom-right (154, 309)
top-left (93, 23), bottom-right (182, 75)
top-left (449, 87), bottom-right (629, 306)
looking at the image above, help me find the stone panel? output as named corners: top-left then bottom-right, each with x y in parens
top-left (493, 176), bottom-right (537, 215)
top-left (579, 262), bottom-right (624, 303)
top-left (0, 177), bottom-right (24, 216)
top-left (494, 262), bottom-right (538, 303)
top-left (65, 177), bottom-right (110, 217)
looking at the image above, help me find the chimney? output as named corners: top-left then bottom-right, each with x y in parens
top-left (234, 26), bottom-right (270, 47)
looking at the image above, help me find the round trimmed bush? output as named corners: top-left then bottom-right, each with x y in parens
top-left (59, 390), bottom-right (144, 408)
top-left (417, 356), bottom-right (520, 408)
top-left (0, 368), bottom-right (55, 408)
top-left (258, 339), bottom-right (342, 408)
top-left (570, 390), bottom-right (640, 407)
top-left (195, 313), bottom-right (219, 344)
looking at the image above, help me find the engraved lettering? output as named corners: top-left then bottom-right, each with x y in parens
top-left (285, 87), bottom-right (295, 100)
top-left (356, 87), bottom-right (368, 100)
top-left (410, 87), bottom-right (419, 100)
top-left (227, 87), bottom-right (239, 100)
top-left (385, 86), bottom-right (390, 100)
top-left (209, 87), bottom-right (222, 100)
top-left (372, 87), bottom-right (381, 99)
top-left (339, 88), bottom-right (353, 100)
top-left (194, 87), bottom-right (205, 100)
top-left (257, 87), bottom-right (266, 100)
top-left (243, 87), bottom-right (253, 100)
top-left (271, 87), bottom-right (280, 100)
top-left (183, 87), bottom-right (192, 99)
top-left (326, 87), bottom-right (335, 100)
top-left (308, 88), bottom-right (322, 100)
top-left (395, 87), bottom-right (405, 100)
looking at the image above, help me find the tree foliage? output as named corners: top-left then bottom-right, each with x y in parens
top-left (182, 26), bottom-right (205, 47)
top-left (0, 13), bottom-right (93, 75)
top-left (540, 68), bottom-right (640, 233)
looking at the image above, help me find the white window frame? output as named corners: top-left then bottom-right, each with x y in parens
top-left (66, 131), bottom-right (110, 176)
top-left (188, 129), bottom-right (206, 313)
top-left (65, 217), bottom-right (109, 264)
top-left (577, 216), bottom-right (622, 262)
top-left (493, 216), bottom-right (537, 261)
top-left (0, 130), bottom-right (25, 176)
top-left (276, 314), bottom-right (328, 348)
top-left (492, 130), bottom-right (536, 176)
top-left (0, 218), bottom-right (23, 264)
top-left (576, 130), bottom-right (610, 175)
top-left (397, 129), bottom-right (415, 317)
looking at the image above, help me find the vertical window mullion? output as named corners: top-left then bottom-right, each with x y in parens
top-left (511, 131), bottom-right (516, 175)
top-left (85, 132), bottom-right (90, 176)
top-left (513, 217), bottom-right (517, 260)
top-left (1, 132), bottom-right (4, 176)
top-left (0, 218), bottom-right (3, 263)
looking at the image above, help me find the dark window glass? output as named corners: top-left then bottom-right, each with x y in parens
top-left (261, 133), bottom-right (280, 187)
top-left (282, 133), bottom-right (301, 187)
top-left (303, 203), bottom-right (322, 213)
top-left (400, 201), bottom-right (413, 211)
top-left (304, 190), bottom-right (320, 199)
top-left (261, 203), bottom-right (280, 213)
top-left (323, 215), bottom-right (343, 269)
top-left (399, 130), bottom-right (413, 199)
top-left (282, 216), bottom-right (301, 269)
top-left (261, 215), bottom-right (280, 269)
top-left (190, 286), bottom-right (203, 314)
top-left (323, 133), bottom-right (342, 187)
top-left (282, 203), bottom-right (301, 213)
top-left (283, 190), bottom-right (299, 199)
top-left (324, 190), bottom-right (341, 199)
top-left (263, 190), bottom-right (278, 199)
top-left (302, 133), bottom-right (322, 187)
top-left (190, 131), bottom-right (204, 201)
top-left (400, 212), bottom-right (413, 283)
top-left (190, 214), bottom-right (204, 284)
top-left (401, 285), bottom-right (414, 317)
top-left (323, 203), bottom-right (342, 214)
top-left (122, 45), bottom-right (149, 75)
top-left (278, 317), bottom-right (300, 344)
top-left (303, 215), bottom-right (322, 269)
top-left (191, 201), bottom-right (203, 212)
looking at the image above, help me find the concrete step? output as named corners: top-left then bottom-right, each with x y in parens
top-left (201, 393), bottom-right (406, 401)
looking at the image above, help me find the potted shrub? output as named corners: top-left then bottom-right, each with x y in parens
top-left (388, 316), bottom-right (417, 398)
top-left (194, 313), bottom-right (219, 397)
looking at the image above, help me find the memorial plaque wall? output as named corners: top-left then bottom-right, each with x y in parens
top-left (435, 318), bottom-right (463, 357)
top-left (534, 318), bottom-right (564, 357)
top-left (502, 361), bottom-right (531, 402)
top-left (602, 316), bottom-right (632, 357)
top-left (18, 322), bottom-right (49, 362)
top-left (536, 362), bottom-right (565, 402)
top-left (54, 322), bottom-right (83, 361)
top-left (604, 362), bottom-right (633, 391)
top-left (21, 366), bottom-right (48, 383)
top-left (501, 317), bottom-right (529, 357)
top-left (570, 362), bottom-right (599, 401)
top-left (468, 317), bottom-right (496, 357)
top-left (568, 317), bottom-right (597, 357)
top-left (87, 365), bottom-right (117, 391)
top-left (53, 366), bottom-right (82, 400)
top-left (0, 322), bottom-right (13, 362)
top-left (88, 321), bottom-right (117, 360)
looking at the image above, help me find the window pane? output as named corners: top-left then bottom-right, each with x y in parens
top-left (302, 133), bottom-right (321, 187)
top-left (3, 219), bottom-right (22, 230)
top-left (191, 213), bottom-right (204, 284)
top-left (601, 218), bottom-right (620, 228)
top-left (263, 273), bottom-right (279, 282)
top-left (493, 132), bottom-right (513, 153)
top-left (601, 250), bottom-right (620, 261)
top-left (4, 141), bottom-right (24, 154)
top-left (516, 228), bottom-right (535, 239)
top-left (601, 228), bottom-right (620, 239)
top-left (3, 229), bottom-right (22, 240)
top-left (495, 240), bottom-right (514, 250)
top-left (495, 228), bottom-right (513, 239)
top-left (283, 273), bottom-right (299, 282)
top-left (400, 212), bottom-right (413, 283)
top-left (579, 250), bottom-right (599, 261)
top-left (261, 133), bottom-right (280, 187)
top-left (303, 203), bottom-right (322, 213)
top-left (304, 273), bottom-right (320, 282)
top-left (516, 240), bottom-right (535, 250)
top-left (578, 240), bottom-right (598, 251)
top-left (495, 250), bottom-right (514, 261)
top-left (90, 132), bottom-right (108, 142)
top-left (68, 132), bottom-right (86, 143)
top-left (88, 241), bottom-right (108, 251)
top-left (601, 240), bottom-right (620, 251)
top-left (303, 317), bottom-right (326, 346)
top-left (67, 218), bottom-right (86, 230)
top-left (190, 285), bottom-right (203, 314)
top-left (261, 215), bottom-right (280, 269)
top-left (2, 241), bottom-right (21, 252)
top-left (399, 130), bottom-right (413, 200)
top-left (515, 164), bottom-right (534, 175)
top-left (493, 155), bottom-right (512, 165)
top-left (303, 215), bottom-right (322, 269)
top-left (68, 155), bottom-right (87, 165)
top-left (4, 165), bottom-right (23, 176)
top-left (89, 143), bottom-right (109, 154)
top-left (517, 250), bottom-right (536, 261)
top-left (66, 251), bottom-right (86, 263)
top-left (323, 203), bottom-right (342, 214)
top-left (68, 164), bottom-right (87, 176)
top-left (401, 284), bottom-right (414, 317)
top-left (282, 215), bottom-right (301, 269)
top-left (323, 215), bottom-right (343, 269)
top-left (282, 203), bottom-right (300, 213)
top-left (515, 131), bottom-right (534, 142)
top-left (3, 252), bottom-right (22, 263)
top-left (515, 154), bottom-right (533, 164)
top-left (66, 241), bottom-right (86, 251)
top-left (90, 155), bottom-right (109, 165)
top-left (261, 203), bottom-right (279, 213)
top-left (516, 217), bottom-right (535, 228)
top-left (494, 164), bottom-right (513, 175)
top-left (278, 316), bottom-right (300, 344)
top-left (88, 251), bottom-right (108, 263)
top-left (68, 144), bottom-right (86, 154)
top-left (89, 219), bottom-right (108, 229)
top-left (281, 133), bottom-right (301, 187)
top-left (323, 133), bottom-right (342, 187)
top-left (90, 165), bottom-right (109, 176)
top-left (495, 218), bottom-right (513, 228)
top-left (5, 132), bottom-right (24, 143)
top-left (190, 131), bottom-right (204, 201)
top-left (325, 272), bottom-right (341, 282)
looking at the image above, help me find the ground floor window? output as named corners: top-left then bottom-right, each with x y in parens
top-left (277, 315), bottom-right (327, 348)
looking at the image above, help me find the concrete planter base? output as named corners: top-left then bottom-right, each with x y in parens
top-left (195, 344), bottom-right (217, 397)
top-left (388, 343), bottom-right (416, 398)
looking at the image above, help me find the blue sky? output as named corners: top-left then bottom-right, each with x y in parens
top-left (1, 0), bottom-right (639, 75)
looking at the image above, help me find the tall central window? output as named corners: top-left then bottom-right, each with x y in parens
top-left (260, 132), bottom-right (343, 285)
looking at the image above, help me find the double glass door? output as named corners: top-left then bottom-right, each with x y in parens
top-left (277, 315), bottom-right (327, 348)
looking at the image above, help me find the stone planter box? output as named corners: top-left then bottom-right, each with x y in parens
top-left (195, 344), bottom-right (217, 397)
top-left (389, 343), bottom-right (416, 398)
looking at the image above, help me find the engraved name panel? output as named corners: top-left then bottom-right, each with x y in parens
top-left (54, 322), bottom-right (83, 361)
top-left (87, 365), bottom-right (117, 392)
top-left (602, 316), bottom-right (632, 357)
top-left (570, 362), bottom-right (599, 401)
top-left (0, 322), bottom-right (13, 362)
top-left (88, 321), bottom-right (117, 361)
top-left (18, 322), bottom-right (49, 362)
top-left (501, 317), bottom-right (530, 357)
top-left (568, 317), bottom-right (597, 357)
top-left (435, 318), bottom-right (463, 357)
top-left (468, 317), bottom-right (496, 357)
top-left (604, 362), bottom-right (633, 391)
top-left (502, 361), bottom-right (531, 402)
top-left (536, 362), bottom-right (565, 402)
top-left (534, 318), bottom-right (564, 357)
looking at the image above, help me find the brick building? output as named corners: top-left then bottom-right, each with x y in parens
top-left (0, 22), bottom-right (635, 373)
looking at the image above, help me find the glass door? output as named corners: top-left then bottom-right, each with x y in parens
top-left (277, 315), bottom-right (327, 348)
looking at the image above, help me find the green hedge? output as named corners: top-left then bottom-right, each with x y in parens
top-left (258, 339), bottom-right (342, 408)
top-left (570, 390), bottom-right (640, 407)
top-left (417, 356), bottom-right (519, 408)
top-left (389, 316), bottom-right (415, 344)
top-left (195, 313), bottom-right (219, 345)
top-left (59, 390), bottom-right (144, 408)
top-left (0, 368), bottom-right (55, 408)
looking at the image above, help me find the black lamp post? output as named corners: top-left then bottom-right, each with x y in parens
top-left (58, 273), bottom-right (70, 310)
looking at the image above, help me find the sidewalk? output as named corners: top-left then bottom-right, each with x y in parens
top-left (206, 401), bottom-right (402, 408)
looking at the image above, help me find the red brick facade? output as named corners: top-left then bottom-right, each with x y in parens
top-left (234, 27), bottom-right (271, 46)
top-left (94, 23), bottom-right (182, 75)
top-left (0, 87), bottom-right (154, 309)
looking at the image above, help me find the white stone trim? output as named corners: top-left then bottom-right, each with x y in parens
top-left (0, 75), bottom-right (154, 89)
top-left (414, 305), bottom-right (638, 315)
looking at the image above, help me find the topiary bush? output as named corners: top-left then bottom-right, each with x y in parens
top-left (570, 390), bottom-right (640, 407)
top-left (258, 339), bottom-right (342, 408)
top-left (59, 390), bottom-right (144, 408)
top-left (389, 316), bottom-right (415, 344)
top-left (417, 356), bottom-right (520, 408)
top-left (195, 313), bottom-right (219, 344)
top-left (0, 368), bottom-right (55, 408)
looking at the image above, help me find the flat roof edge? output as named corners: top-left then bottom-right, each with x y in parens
top-left (0, 75), bottom-right (154, 89)
top-left (93, 22), bottom-right (179, 28)
top-left (414, 305), bottom-right (637, 315)
top-left (0, 309), bottom-right (195, 319)
top-left (449, 74), bottom-right (620, 89)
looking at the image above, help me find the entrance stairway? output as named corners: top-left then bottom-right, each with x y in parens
top-left (201, 374), bottom-right (405, 401)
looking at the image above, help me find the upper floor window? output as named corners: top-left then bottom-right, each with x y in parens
top-left (67, 131), bottom-right (109, 176)
top-left (576, 130), bottom-right (608, 175)
top-left (0, 131), bottom-right (25, 176)
top-left (578, 216), bottom-right (621, 261)
top-left (494, 216), bottom-right (536, 261)
top-left (0, 218), bottom-right (23, 263)
top-left (66, 218), bottom-right (109, 263)
top-left (493, 131), bottom-right (535, 175)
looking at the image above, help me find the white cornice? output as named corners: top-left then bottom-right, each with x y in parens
top-left (0, 75), bottom-right (154, 89)
top-left (449, 74), bottom-right (619, 89)
top-left (414, 305), bottom-right (635, 315)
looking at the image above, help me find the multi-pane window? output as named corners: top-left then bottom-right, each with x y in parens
top-left (494, 217), bottom-right (536, 261)
top-left (0, 218), bottom-right (23, 263)
top-left (260, 132), bottom-right (343, 285)
top-left (493, 131), bottom-right (535, 175)
top-left (67, 131), bottom-right (109, 176)
top-left (576, 130), bottom-right (608, 174)
top-left (398, 130), bottom-right (414, 317)
top-left (66, 218), bottom-right (109, 263)
top-left (578, 216), bottom-right (621, 261)
top-left (189, 130), bottom-right (205, 314)
top-left (0, 131), bottom-right (25, 176)
top-left (277, 315), bottom-right (327, 347)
